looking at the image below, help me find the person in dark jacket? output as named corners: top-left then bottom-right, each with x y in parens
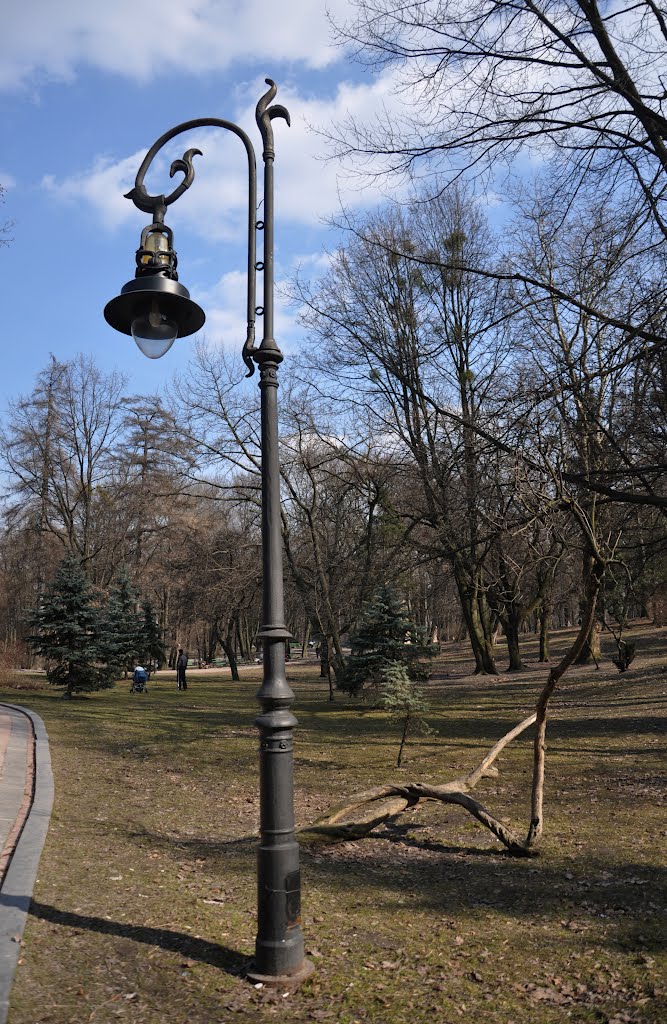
top-left (176, 648), bottom-right (188, 690)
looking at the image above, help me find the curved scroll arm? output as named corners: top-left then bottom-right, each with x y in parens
top-left (123, 117), bottom-right (259, 375)
top-left (125, 147), bottom-right (203, 219)
top-left (256, 78), bottom-right (291, 159)
top-left (254, 79), bottom-right (291, 360)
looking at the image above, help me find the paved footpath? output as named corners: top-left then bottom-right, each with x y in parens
top-left (0, 704), bottom-right (53, 1024)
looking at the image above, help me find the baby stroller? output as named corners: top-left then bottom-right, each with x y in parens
top-left (130, 665), bottom-right (148, 693)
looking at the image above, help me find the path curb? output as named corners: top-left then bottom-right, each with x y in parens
top-left (0, 705), bottom-right (54, 1024)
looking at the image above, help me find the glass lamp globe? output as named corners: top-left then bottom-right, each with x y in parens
top-left (131, 301), bottom-right (178, 359)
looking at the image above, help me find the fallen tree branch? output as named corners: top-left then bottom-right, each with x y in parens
top-left (300, 492), bottom-right (609, 857)
top-left (298, 713), bottom-right (537, 855)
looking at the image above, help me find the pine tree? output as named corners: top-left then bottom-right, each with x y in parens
top-left (98, 568), bottom-right (143, 677)
top-left (379, 662), bottom-right (431, 767)
top-left (138, 597), bottom-right (166, 673)
top-left (340, 586), bottom-right (436, 697)
top-left (26, 554), bottom-right (113, 697)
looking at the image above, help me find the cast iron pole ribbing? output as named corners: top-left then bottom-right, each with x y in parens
top-left (104, 80), bottom-right (312, 987)
top-left (249, 88), bottom-right (312, 986)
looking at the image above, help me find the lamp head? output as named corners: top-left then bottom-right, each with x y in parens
top-left (104, 221), bottom-right (205, 358)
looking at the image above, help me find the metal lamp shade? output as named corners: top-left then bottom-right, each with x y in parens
top-left (104, 274), bottom-right (205, 339)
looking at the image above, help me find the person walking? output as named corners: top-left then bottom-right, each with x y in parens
top-left (176, 648), bottom-right (188, 690)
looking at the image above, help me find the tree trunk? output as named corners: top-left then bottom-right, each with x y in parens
top-left (206, 623), bottom-right (217, 664)
top-left (299, 713), bottom-right (538, 854)
top-left (396, 716), bottom-right (410, 767)
top-left (454, 566), bottom-right (498, 674)
top-left (319, 635), bottom-right (335, 701)
top-left (319, 635), bottom-right (329, 679)
top-left (221, 636), bottom-right (240, 682)
top-left (499, 603), bottom-right (526, 671)
top-left (301, 620), bottom-right (311, 659)
top-left (505, 617), bottom-right (524, 671)
top-left (538, 602), bottom-right (551, 662)
top-left (235, 618), bottom-right (247, 662)
top-left (218, 615), bottom-right (240, 682)
top-left (525, 549), bottom-right (605, 850)
top-left (575, 550), bottom-right (603, 664)
top-left (469, 629), bottom-right (498, 674)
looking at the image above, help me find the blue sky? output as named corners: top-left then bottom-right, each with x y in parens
top-left (0, 0), bottom-right (400, 411)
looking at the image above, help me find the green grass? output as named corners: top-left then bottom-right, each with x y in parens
top-left (2, 623), bottom-right (666, 1023)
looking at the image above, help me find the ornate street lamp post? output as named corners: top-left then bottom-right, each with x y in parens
top-left (104, 80), bottom-right (313, 987)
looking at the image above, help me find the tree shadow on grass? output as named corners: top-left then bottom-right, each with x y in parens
top-left (25, 899), bottom-right (249, 975)
top-left (377, 821), bottom-right (503, 857)
top-left (101, 826), bottom-right (666, 956)
top-left (125, 829), bottom-right (258, 865)
top-left (300, 839), bottom-right (667, 953)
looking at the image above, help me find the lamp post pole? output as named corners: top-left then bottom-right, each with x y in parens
top-left (250, 85), bottom-right (313, 988)
top-left (104, 80), bottom-right (312, 986)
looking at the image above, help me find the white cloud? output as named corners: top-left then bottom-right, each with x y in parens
top-left (0, 172), bottom-right (17, 189)
top-left (41, 151), bottom-right (146, 229)
top-left (194, 268), bottom-right (298, 354)
top-left (0, 0), bottom-right (355, 91)
top-left (42, 73), bottom-right (404, 236)
top-left (268, 76), bottom-right (405, 224)
top-left (290, 249), bottom-right (335, 274)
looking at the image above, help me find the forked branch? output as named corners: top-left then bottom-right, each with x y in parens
top-left (299, 538), bottom-right (604, 858)
top-left (299, 713), bottom-right (537, 856)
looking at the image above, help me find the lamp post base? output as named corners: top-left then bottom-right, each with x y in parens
top-left (245, 958), bottom-right (315, 990)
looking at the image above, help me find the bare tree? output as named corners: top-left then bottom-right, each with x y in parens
top-left (297, 189), bottom-right (517, 672)
top-left (1, 355), bottom-right (126, 564)
top-left (332, 0), bottom-right (667, 237)
top-left (279, 399), bottom-right (412, 684)
top-left (162, 492), bottom-right (262, 678)
top-left (486, 495), bottom-right (567, 670)
top-left (172, 343), bottom-right (411, 683)
top-left (324, 0), bottom-right (667, 449)
top-left (511, 190), bottom-right (666, 657)
top-left (109, 396), bottom-right (196, 573)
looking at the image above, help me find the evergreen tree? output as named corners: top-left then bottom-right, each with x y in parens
top-left (26, 554), bottom-right (113, 697)
top-left (379, 662), bottom-right (431, 768)
top-left (98, 568), bottom-right (142, 677)
top-left (340, 585), bottom-right (436, 696)
top-left (138, 597), bottom-right (166, 673)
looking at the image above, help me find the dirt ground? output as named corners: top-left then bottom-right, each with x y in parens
top-left (2, 622), bottom-right (665, 1023)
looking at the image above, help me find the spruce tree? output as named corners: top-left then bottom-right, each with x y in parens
top-left (26, 554), bottom-right (113, 697)
top-left (340, 586), bottom-right (435, 697)
top-left (138, 598), bottom-right (166, 673)
top-left (379, 662), bottom-right (431, 767)
top-left (98, 568), bottom-right (143, 677)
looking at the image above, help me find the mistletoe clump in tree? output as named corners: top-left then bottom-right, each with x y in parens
top-left (26, 554), bottom-right (114, 698)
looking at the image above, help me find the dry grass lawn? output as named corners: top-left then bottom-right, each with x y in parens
top-left (1, 622), bottom-right (665, 1023)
